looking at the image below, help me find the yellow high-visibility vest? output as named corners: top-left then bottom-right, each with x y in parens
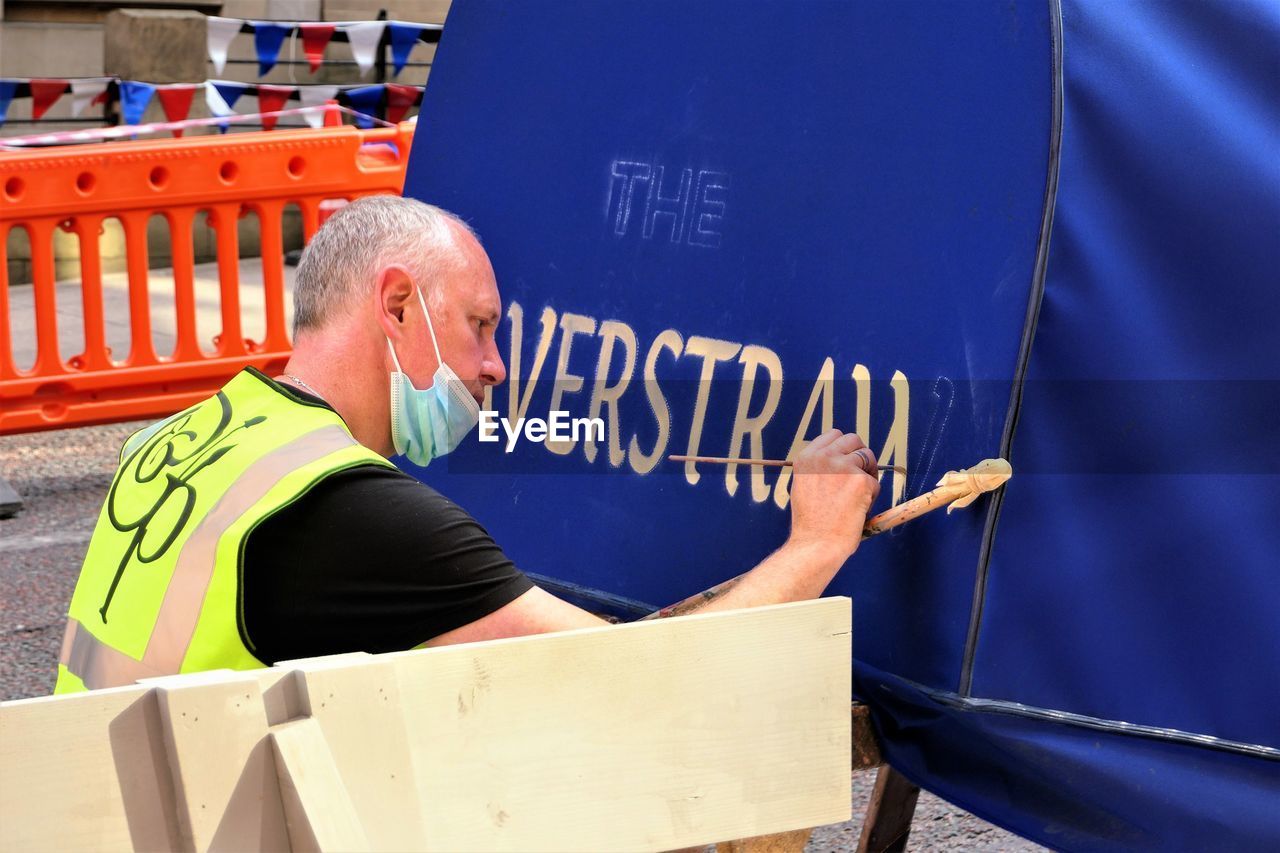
top-left (55, 368), bottom-right (395, 694)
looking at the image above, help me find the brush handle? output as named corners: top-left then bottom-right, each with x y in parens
top-left (668, 455), bottom-right (907, 476)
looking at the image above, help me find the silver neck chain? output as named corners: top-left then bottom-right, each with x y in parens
top-left (282, 374), bottom-right (324, 401)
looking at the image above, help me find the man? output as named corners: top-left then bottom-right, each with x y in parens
top-left (55, 196), bottom-right (880, 693)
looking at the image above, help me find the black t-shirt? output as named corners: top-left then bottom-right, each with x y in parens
top-left (240, 389), bottom-right (533, 665)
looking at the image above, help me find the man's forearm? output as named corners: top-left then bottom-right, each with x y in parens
top-left (663, 538), bottom-right (850, 617)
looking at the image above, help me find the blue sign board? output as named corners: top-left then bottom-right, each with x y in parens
top-left (402, 1), bottom-right (1280, 847)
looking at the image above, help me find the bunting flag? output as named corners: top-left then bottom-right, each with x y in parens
top-left (205, 80), bottom-right (244, 132)
top-left (70, 78), bottom-right (111, 117)
top-left (0, 75), bottom-right (421, 134)
top-left (344, 21), bottom-right (387, 76)
top-left (344, 84), bottom-right (384, 128)
top-left (204, 81), bottom-right (234, 117)
top-left (297, 84), bottom-right (339, 128)
top-left (206, 16), bottom-right (243, 76)
top-left (252, 21), bottom-right (292, 76)
top-left (388, 23), bottom-right (424, 75)
top-left (0, 80), bottom-right (16, 128)
top-left (385, 83), bottom-right (420, 124)
top-left (204, 17), bottom-right (440, 75)
top-left (256, 85), bottom-right (294, 130)
top-left (119, 81), bottom-right (157, 126)
top-left (30, 79), bottom-right (68, 120)
top-left (156, 85), bottom-right (197, 136)
top-left (300, 24), bottom-right (336, 73)
top-left (212, 81), bottom-right (247, 112)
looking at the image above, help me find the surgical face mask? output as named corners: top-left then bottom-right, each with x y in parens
top-left (387, 289), bottom-right (481, 466)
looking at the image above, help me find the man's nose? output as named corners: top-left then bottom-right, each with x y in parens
top-left (481, 342), bottom-right (506, 386)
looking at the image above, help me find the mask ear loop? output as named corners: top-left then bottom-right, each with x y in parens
top-left (385, 287), bottom-right (440, 377)
top-left (386, 337), bottom-right (405, 374)
top-left (416, 288), bottom-right (445, 370)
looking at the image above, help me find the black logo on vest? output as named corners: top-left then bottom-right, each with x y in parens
top-left (99, 392), bottom-right (266, 623)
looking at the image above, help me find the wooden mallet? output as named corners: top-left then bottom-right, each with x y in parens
top-left (644, 457), bottom-right (1012, 620)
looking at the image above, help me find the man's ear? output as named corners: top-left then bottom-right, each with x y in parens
top-left (375, 264), bottom-right (416, 342)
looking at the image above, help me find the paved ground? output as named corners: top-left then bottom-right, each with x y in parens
top-left (1, 264), bottom-right (1041, 851)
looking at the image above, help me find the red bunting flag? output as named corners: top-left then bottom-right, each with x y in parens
top-left (156, 86), bottom-right (196, 137)
top-left (30, 79), bottom-right (68, 120)
top-left (301, 24), bottom-right (336, 73)
top-left (385, 84), bottom-right (420, 124)
top-left (256, 85), bottom-right (294, 130)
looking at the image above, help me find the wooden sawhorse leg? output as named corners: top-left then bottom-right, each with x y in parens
top-left (856, 765), bottom-right (921, 853)
top-left (716, 828), bottom-right (814, 852)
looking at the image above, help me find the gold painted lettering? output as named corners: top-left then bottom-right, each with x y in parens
top-left (682, 336), bottom-right (743, 485)
top-left (878, 370), bottom-right (910, 505)
top-left (585, 320), bottom-right (638, 466)
top-left (627, 330), bottom-right (684, 474)
top-left (851, 363), bottom-right (871, 441)
top-left (546, 312), bottom-right (599, 455)
top-left (772, 357), bottom-right (836, 509)
top-left (725, 345), bottom-right (784, 502)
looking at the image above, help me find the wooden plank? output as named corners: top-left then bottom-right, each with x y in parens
top-left (856, 765), bottom-right (921, 853)
top-left (0, 684), bottom-right (180, 852)
top-left (391, 597), bottom-right (852, 852)
top-left (283, 652), bottom-right (427, 849)
top-left (151, 669), bottom-right (289, 852)
top-left (3, 600), bottom-right (852, 852)
top-left (251, 666), bottom-right (304, 727)
top-left (270, 718), bottom-right (370, 852)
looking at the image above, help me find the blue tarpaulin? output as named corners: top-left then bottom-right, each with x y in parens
top-left (400, 1), bottom-right (1280, 847)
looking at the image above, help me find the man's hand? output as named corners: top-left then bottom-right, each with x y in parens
top-left (651, 428), bottom-right (884, 615)
top-left (787, 429), bottom-right (881, 562)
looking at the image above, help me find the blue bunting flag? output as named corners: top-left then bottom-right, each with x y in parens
top-left (120, 81), bottom-right (156, 126)
top-left (344, 85), bottom-right (384, 129)
top-left (0, 80), bottom-right (16, 128)
top-left (388, 23), bottom-right (424, 75)
top-left (213, 81), bottom-right (247, 111)
top-left (252, 22), bottom-right (292, 76)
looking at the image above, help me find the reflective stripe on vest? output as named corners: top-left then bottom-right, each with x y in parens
top-left (58, 423), bottom-right (357, 690)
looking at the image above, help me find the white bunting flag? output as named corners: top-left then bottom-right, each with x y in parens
top-left (344, 21), bottom-right (386, 77)
top-left (298, 85), bottom-right (340, 128)
top-left (69, 78), bottom-right (111, 117)
top-left (207, 16), bottom-right (243, 75)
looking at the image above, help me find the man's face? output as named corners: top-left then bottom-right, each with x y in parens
top-left (400, 228), bottom-right (506, 405)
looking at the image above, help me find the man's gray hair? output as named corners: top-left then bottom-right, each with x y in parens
top-left (292, 195), bottom-right (478, 333)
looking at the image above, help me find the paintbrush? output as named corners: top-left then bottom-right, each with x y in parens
top-left (669, 454), bottom-right (907, 476)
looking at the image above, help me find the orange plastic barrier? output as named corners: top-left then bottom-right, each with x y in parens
top-left (0, 123), bottom-right (413, 434)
